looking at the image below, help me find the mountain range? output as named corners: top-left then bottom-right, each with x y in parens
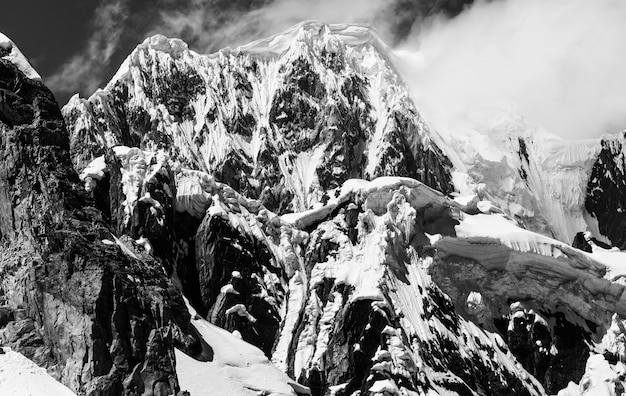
top-left (1, 22), bottom-right (625, 396)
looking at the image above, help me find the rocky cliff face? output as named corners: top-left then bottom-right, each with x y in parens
top-left (585, 133), bottom-right (626, 249)
top-left (0, 35), bottom-right (203, 395)
top-left (3, 22), bottom-right (626, 396)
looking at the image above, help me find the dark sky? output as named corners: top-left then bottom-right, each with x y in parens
top-left (0, 1), bottom-right (96, 86)
top-left (0, 0), bottom-right (472, 106)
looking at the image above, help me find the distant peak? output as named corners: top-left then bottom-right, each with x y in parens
top-left (132, 21), bottom-right (385, 58)
top-left (137, 34), bottom-right (190, 58)
top-left (234, 21), bottom-right (385, 55)
top-left (0, 32), bottom-right (42, 81)
top-left (105, 21), bottom-right (392, 93)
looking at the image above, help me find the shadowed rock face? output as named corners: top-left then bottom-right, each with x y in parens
top-left (0, 58), bottom-right (201, 395)
top-left (585, 133), bottom-right (626, 249)
top-left (572, 231), bottom-right (613, 253)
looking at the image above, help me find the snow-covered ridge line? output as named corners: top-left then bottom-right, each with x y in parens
top-left (0, 32), bottom-right (42, 81)
top-left (282, 176), bottom-right (449, 229)
top-left (235, 20), bottom-right (387, 54)
top-left (100, 21), bottom-right (398, 98)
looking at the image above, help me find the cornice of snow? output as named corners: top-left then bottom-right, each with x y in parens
top-left (0, 32), bottom-right (42, 81)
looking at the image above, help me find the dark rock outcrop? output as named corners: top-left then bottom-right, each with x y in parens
top-left (0, 54), bottom-right (201, 395)
top-left (572, 231), bottom-right (613, 253)
top-left (585, 133), bottom-right (626, 249)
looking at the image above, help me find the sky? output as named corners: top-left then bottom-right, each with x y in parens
top-left (1, 0), bottom-right (626, 139)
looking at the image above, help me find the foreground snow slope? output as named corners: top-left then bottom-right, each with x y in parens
top-left (0, 349), bottom-right (76, 396)
top-left (176, 300), bottom-right (308, 396)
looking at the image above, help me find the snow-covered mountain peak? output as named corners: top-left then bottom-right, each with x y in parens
top-left (64, 21), bottom-right (454, 215)
top-left (0, 32), bottom-right (41, 81)
top-left (235, 21), bottom-right (387, 55)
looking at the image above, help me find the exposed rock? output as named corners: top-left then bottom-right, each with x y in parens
top-left (585, 133), bottom-right (626, 249)
top-left (0, 55), bottom-right (201, 394)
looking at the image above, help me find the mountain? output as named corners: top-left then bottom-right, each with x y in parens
top-left (2, 22), bottom-right (626, 396)
top-left (0, 31), bottom-right (302, 396)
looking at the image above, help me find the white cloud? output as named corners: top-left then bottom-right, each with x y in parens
top-left (395, 0), bottom-right (626, 139)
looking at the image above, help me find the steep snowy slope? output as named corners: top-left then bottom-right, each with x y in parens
top-left (0, 348), bottom-right (76, 396)
top-left (409, 108), bottom-right (626, 252)
top-left (175, 299), bottom-right (308, 395)
top-left (64, 22), bottom-right (453, 217)
top-left (430, 115), bottom-right (604, 245)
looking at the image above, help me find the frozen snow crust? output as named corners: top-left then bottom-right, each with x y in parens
top-left (58, 21), bottom-right (626, 396)
top-left (0, 348), bottom-right (76, 396)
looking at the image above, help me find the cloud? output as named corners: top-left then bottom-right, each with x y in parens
top-left (46, 0), bottom-right (128, 98)
top-left (395, 0), bottom-right (626, 139)
top-left (151, 0), bottom-right (394, 53)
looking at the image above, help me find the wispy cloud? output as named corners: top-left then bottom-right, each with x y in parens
top-left (395, 0), bottom-right (626, 139)
top-left (46, 0), bottom-right (128, 98)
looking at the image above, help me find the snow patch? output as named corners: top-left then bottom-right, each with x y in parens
top-left (176, 299), bottom-right (309, 395)
top-left (0, 348), bottom-right (76, 396)
top-left (0, 32), bottom-right (42, 81)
